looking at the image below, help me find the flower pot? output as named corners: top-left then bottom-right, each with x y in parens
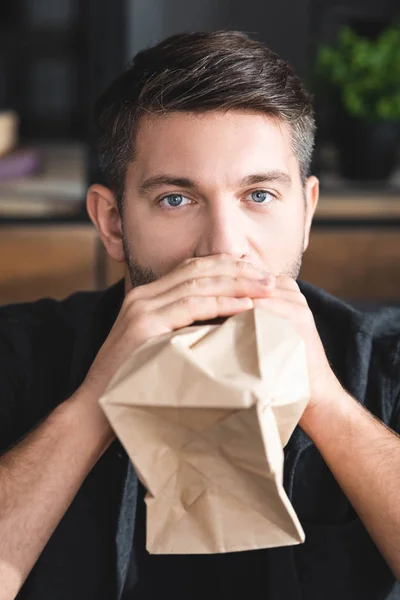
top-left (334, 115), bottom-right (400, 180)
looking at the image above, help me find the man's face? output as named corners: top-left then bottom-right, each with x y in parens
top-left (122, 110), bottom-right (317, 289)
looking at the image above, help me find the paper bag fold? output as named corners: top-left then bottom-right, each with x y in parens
top-left (100, 308), bottom-right (309, 554)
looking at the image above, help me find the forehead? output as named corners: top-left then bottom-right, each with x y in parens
top-left (130, 110), bottom-right (298, 181)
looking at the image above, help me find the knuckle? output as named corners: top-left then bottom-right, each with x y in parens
top-left (215, 296), bottom-right (229, 312)
top-left (190, 256), bottom-right (219, 274)
top-left (181, 295), bottom-right (203, 319)
top-left (180, 256), bottom-right (195, 268)
top-left (184, 277), bottom-right (203, 292)
top-left (179, 295), bottom-right (196, 310)
top-left (216, 296), bottom-right (225, 308)
top-left (235, 259), bottom-right (247, 273)
top-left (197, 276), bottom-right (211, 290)
top-left (189, 258), bottom-right (205, 274)
top-left (132, 311), bottom-right (149, 330)
top-left (129, 297), bottom-right (148, 316)
top-left (231, 276), bottom-right (245, 290)
top-left (125, 285), bottom-right (147, 305)
top-left (123, 288), bottom-right (138, 307)
top-left (121, 307), bottom-right (152, 342)
top-left (126, 301), bottom-right (154, 332)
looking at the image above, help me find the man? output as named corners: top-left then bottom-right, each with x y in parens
top-left (0, 31), bottom-right (399, 600)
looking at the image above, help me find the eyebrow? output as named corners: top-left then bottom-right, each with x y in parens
top-left (138, 170), bottom-right (292, 195)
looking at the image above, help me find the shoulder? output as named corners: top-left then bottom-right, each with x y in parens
top-left (299, 280), bottom-right (400, 427)
top-left (0, 288), bottom-right (106, 368)
top-left (0, 281), bottom-right (124, 451)
top-left (0, 278), bottom-right (125, 348)
top-left (0, 287), bottom-right (106, 331)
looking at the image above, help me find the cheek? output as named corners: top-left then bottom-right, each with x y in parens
top-left (276, 210), bottom-right (304, 246)
top-left (123, 208), bottom-right (198, 273)
top-left (253, 205), bottom-right (305, 262)
top-left (279, 199), bottom-right (305, 239)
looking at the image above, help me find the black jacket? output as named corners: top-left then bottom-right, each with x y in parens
top-left (0, 280), bottom-right (399, 599)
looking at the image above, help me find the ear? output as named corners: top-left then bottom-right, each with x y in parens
top-left (303, 176), bottom-right (319, 252)
top-left (86, 184), bottom-right (125, 262)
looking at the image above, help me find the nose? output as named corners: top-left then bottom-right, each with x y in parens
top-left (194, 203), bottom-right (250, 260)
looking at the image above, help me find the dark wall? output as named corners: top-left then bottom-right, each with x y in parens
top-left (125, 0), bottom-right (310, 77)
top-left (125, 0), bottom-right (398, 79)
top-left (310, 0), bottom-right (399, 42)
top-left (226, 0), bottom-right (310, 77)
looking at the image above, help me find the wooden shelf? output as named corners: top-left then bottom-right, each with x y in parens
top-left (316, 165), bottom-right (400, 222)
top-left (316, 193), bottom-right (400, 220)
top-left (0, 225), bottom-right (98, 305)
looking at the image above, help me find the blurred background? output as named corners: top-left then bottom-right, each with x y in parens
top-left (0, 0), bottom-right (399, 307)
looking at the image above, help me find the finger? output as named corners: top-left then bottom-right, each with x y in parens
top-left (253, 297), bottom-right (295, 315)
top-left (259, 287), bottom-right (308, 306)
top-left (153, 295), bottom-right (254, 330)
top-left (130, 256), bottom-right (273, 300)
top-left (145, 276), bottom-right (273, 310)
top-left (253, 297), bottom-right (314, 328)
top-left (274, 275), bottom-right (300, 291)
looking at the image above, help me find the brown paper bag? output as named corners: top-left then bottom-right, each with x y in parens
top-left (99, 308), bottom-right (309, 554)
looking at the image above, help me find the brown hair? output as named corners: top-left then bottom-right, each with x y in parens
top-left (94, 31), bottom-right (315, 212)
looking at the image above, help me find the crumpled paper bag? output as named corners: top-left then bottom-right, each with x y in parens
top-left (99, 308), bottom-right (309, 554)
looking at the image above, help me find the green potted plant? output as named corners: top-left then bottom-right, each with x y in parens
top-left (314, 19), bottom-right (400, 180)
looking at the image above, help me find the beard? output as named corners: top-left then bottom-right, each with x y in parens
top-left (280, 251), bottom-right (303, 280)
top-left (122, 232), bottom-right (158, 287)
top-left (122, 233), bottom-right (304, 326)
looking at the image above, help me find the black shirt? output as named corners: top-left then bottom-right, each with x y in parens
top-left (0, 280), bottom-right (399, 600)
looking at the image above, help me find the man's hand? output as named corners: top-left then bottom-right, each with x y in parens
top-left (82, 255), bottom-right (273, 402)
top-left (252, 275), bottom-right (344, 422)
top-left (253, 276), bottom-right (400, 579)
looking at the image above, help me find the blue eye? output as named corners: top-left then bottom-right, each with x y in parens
top-left (159, 194), bottom-right (191, 208)
top-left (249, 190), bottom-right (272, 203)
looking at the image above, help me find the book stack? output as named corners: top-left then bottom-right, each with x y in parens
top-left (0, 138), bottom-right (86, 218)
top-left (0, 147), bottom-right (43, 180)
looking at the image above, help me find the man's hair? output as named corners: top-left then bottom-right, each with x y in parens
top-left (94, 31), bottom-right (315, 212)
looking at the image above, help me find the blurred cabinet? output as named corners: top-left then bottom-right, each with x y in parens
top-left (299, 192), bottom-right (400, 301)
top-left (300, 228), bottom-right (400, 301)
top-left (0, 225), bottom-right (99, 305)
